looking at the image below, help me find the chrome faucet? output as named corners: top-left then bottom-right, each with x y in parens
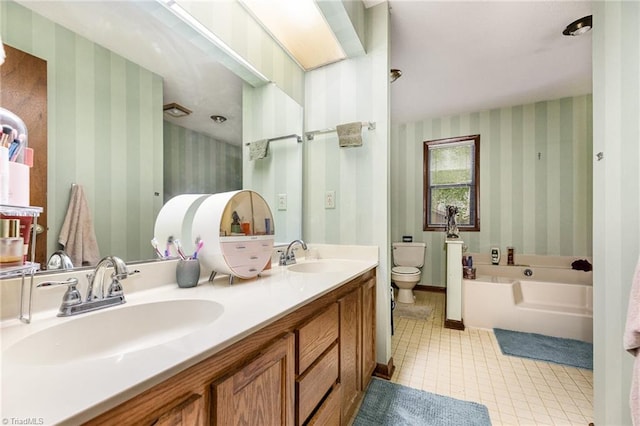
top-left (37, 255), bottom-right (138, 317)
top-left (86, 256), bottom-right (130, 301)
top-left (280, 239), bottom-right (307, 266)
top-left (46, 250), bottom-right (74, 270)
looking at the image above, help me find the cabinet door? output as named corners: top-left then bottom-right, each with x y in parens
top-left (212, 333), bottom-right (295, 426)
top-left (339, 289), bottom-right (361, 425)
top-left (153, 393), bottom-right (204, 426)
top-left (361, 277), bottom-right (376, 391)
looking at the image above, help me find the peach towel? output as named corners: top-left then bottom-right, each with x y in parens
top-left (624, 255), bottom-right (640, 425)
top-left (58, 184), bottom-right (100, 267)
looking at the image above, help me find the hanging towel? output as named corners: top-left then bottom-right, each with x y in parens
top-left (624, 255), bottom-right (640, 425)
top-left (336, 122), bottom-right (363, 147)
top-left (58, 184), bottom-right (101, 267)
top-left (249, 139), bottom-right (269, 160)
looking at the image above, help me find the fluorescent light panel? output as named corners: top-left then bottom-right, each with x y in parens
top-left (240, 0), bottom-right (346, 70)
top-left (158, 0), bottom-right (269, 83)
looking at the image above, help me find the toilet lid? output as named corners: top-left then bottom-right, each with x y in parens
top-left (392, 266), bottom-right (420, 274)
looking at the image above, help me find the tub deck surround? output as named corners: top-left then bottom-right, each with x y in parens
top-left (0, 245), bottom-right (378, 425)
top-left (462, 259), bottom-right (593, 343)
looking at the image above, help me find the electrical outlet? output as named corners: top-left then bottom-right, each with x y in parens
top-left (278, 193), bottom-right (287, 210)
top-left (325, 190), bottom-right (336, 209)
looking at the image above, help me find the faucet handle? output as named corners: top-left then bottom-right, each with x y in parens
top-left (278, 250), bottom-right (286, 266)
top-left (37, 278), bottom-right (82, 308)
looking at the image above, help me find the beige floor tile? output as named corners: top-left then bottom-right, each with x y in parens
top-left (388, 291), bottom-right (594, 426)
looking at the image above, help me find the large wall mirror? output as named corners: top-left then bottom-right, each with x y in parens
top-left (1, 0), bottom-right (303, 270)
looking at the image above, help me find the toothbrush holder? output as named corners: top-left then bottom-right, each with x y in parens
top-left (176, 258), bottom-right (200, 288)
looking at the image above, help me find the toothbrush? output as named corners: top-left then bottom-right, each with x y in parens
top-left (193, 239), bottom-right (204, 259)
top-left (151, 238), bottom-right (164, 258)
top-left (165, 236), bottom-right (173, 257)
top-left (173, 238), bottom-right (187, 260)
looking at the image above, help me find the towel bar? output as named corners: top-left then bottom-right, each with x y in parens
top-left (305, 122), bottom-right (376, 141)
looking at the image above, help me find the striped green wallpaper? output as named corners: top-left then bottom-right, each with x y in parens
top-left (303, 4), bottom-right (391, 364)
top-left (2, 0), bottom-right (164, 263)
top-left (592, 2), bottom-right (640, 425)
top-left (242, 83), bottom-right (303, 244)
top-left (391, 95), bottom-right (593, 287)
top-left (163, 121), bottom-right (241, 202)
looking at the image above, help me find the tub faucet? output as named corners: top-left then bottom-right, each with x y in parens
top-left (281, 239), bottom-right (307, 266)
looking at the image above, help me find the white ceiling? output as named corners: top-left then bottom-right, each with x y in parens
top-left (388, 0), bottom-right (593, 124)
top-left (14, 1), bottom-right (592, 143)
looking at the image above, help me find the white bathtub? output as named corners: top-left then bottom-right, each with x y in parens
top-left (462, 262), bottom-right (593, 342)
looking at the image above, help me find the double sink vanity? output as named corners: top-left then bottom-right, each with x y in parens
top-left (0, 244), bottom-right (378, 425)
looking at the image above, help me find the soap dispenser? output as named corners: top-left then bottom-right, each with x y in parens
top-left (491, 247), bottom-right (500, 265)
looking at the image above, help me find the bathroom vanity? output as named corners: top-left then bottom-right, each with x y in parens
top-left (89, 268), bottom-right (375, 426)
top-left (0, 248), bottom-right (378, 426)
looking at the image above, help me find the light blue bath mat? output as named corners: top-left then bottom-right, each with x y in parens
top-left (494, 328), bottom-right (593, 370)
top-left (353, 378), bottom-right (492, 426)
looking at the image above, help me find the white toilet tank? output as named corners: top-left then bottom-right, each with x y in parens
top-left (392, 242), bottom-right (426, 267)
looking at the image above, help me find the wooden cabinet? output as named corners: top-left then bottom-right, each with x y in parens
top-left (85, 269), bottom-right (376, 426)
top-left (295, 303), bottom-right (340, 425)
top-left (361, 277), bottom-right (376, 391)
top-left (153, 393), bottom-right (204, 426)
top-left (212, 334), bottom-right (295, 426)
top-left (339, 288), bottom-right (361, 424)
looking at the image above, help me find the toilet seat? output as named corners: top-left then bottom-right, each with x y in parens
top-left (392, 266), bottom-right (420, 275)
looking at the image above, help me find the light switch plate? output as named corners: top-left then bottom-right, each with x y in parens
top-left (278, 193), bottom-right (287, 210)
top-left (325, 190), bottom-right (336, 209)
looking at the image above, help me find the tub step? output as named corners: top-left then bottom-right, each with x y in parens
top-left (516, 302), bottom-right (592, 317)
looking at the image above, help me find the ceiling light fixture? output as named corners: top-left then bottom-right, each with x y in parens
top-left (163, 103), bottom-right (192, 118)
top-left (240, 0), bottom-right (346, 70)
top-left (211, 115), bottom-right (227, 124)
top-left (390, 69), bottom-right (403, 83)
top-left (562, 15), bottom-right (592, 36)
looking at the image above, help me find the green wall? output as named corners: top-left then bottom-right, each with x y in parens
top-left (163, 121), bottom-right (241, 203)
top-left (592, 2), bottom-right (640, 425)
top-left (2, 0), bottom-right (164, 262)
top-left (391, 95), bottom-right (593, 287)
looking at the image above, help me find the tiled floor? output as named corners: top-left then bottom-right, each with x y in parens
top-left (391, 291), bottom-right (593, 426)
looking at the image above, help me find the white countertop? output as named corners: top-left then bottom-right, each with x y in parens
top-left (0, 251), bottom-right (377, 425)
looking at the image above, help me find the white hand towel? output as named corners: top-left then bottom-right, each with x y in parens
top-left (249, 139), bottom-right (269, 160)
top-left (336, 122), bottom-right (363, 147)
top-left (624, 255), bottom-right (640, 425)
top-left (58, 184), bottom-right (101, 267)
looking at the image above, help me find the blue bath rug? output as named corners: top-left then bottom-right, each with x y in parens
top-left (494, 328), bottom-right (593, 370)
top-left (353, 378), bottom-right (492, 426)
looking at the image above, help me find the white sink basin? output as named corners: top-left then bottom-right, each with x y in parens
top-left (3, 299), bottom-right (224, 365)
top-left (287, 260), bottom-right (354, 274)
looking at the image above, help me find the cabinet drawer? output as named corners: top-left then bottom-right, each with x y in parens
top-left (296, 343), bottom-right (339, 425)
top-left (306, 383), bottom-right (341, 426)
top-left (221, 240), bottom-right (272, 255)
top-left (227, 263), bottom-right (264, 278)
top-left (297, 303), bottom-right (339, 374)
top-left (223, 252), bottom-right (270, 268)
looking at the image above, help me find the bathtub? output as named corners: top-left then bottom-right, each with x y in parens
top-left (462, 261), bottom-right (593, 343)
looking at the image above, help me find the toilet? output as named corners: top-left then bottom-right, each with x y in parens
top-left (391, 242), bottom-right (426, 304)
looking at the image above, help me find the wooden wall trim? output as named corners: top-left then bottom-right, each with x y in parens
top-left (372, 357), bottom-right (395, 381)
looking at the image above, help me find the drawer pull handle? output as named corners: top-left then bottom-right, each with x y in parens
top-left (236, 246), bottom-right (246, 249)
top-left (249, 268), bottom-right (257, 272)
top-left (250, 256), bottom-right (258, 260)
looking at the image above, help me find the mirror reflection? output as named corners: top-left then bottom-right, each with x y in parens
top-left (1, 0), bottom-right (303, 271)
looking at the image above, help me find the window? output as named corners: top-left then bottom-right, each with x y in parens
top-left (423, 134), bottom-right (480, 231)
